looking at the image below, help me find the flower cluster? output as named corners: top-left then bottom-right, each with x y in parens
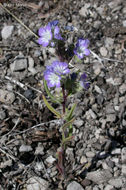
top-left (44, 61), bottom-right (70, 88)
top-left (38, 21), bottom-right (90, 90)
top-left (38, 20), bottom-right (62, 47)
top-left (74, 39), bottom-right (90, 59)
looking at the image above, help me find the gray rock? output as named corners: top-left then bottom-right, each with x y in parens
top-left (95, 129), bottom-right (102, 139)
top-left (105, 104), bottom-right (115, 114)
top-left (66, 148), bottom-right (74, 160)
top-left (93, 187), bottom-right (100, 190)
top-left (93, 21), bottom-right (101, 29)
top-left (74, 119), bottom-right (84, 127)
top-left (122, 165), bottom-right (126, 176)
top-left (119, 84), bottom-right (126, 94)
top-left (104, 185), bottom-right (114, 190)
top-left (0, 90), bottom-right (15, 104)
top-left (93, 62), bottom-right (103, 75)
top-left (104, 140), bottom-right (112, 151)
top-left (86, 151), bottom-right (95, 158)
top-left (88, 109), bottom-right (97, 119)
top-left (28, 56), bottom-right (37, 75)
top-left (67, 181), bottom-right (84, 190)
top-left (1, 25), bottom-right (14, 39)
top-left (27, 177), bottom-right (49, 190)
top-left (111, 158), bottom-right (119, 164)
top-left (109, 177), bottom-right (126, 188)
top-left (106, 114), bottom-right (116, 122)
top-left (123, 6), bottom-right (126, 14)
top-left (107, 160), bottom-right (115, 168)
top-left (86, 169), bottom-right (112, 184)
top-left (106, 78), bottom-right (115, 85)
top-left (102, 162), bottom-right (110, 170)
top-left (122, 119), bottom-right (126, 126)
top-left (35, 143), bottom-right (44, 155)
top-left (79, 3), bottom-right (91, 17)
top-left (35, 162), bottom-right (44, 172)
top-left (111, 148), bottom-right (121, 155)
top-left (105, 37), bottom-right (114, 50)
top-left (6, 83), bottom-right (13, 91)
top-left (46, 156), bottom-right (56, 164)
top-left (10, 55), bottom-right (27, 72)
top-left (94, 85), bottom-right (102, 94)
top-left (34, 50), bottom-right (41, 57)
top-left (108, 0), bottom-right (123, 9)
top-left (121, 147), bottom-right (126, 164)
top-left (96, 5), bottom-right (106, 16)
top-left (80, 156), bottom-right (87, 164)
top-left (81, 179), bottom-right (91, 187)
top-left (19, 144), bottom-right (33, 152)
top-left (97, 94), bottom-right (104, 105)
top-left (100, 47), bottom-right (108, 56)
top-left (0, 160), bottom-right (12, 169)
top-left (0, 110), bottom-right (6, 120)
top-left (113, 78), bottom-right (122, 85)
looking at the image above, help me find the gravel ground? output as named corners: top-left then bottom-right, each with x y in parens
top-left (0, 0), bottom-right (126, 189)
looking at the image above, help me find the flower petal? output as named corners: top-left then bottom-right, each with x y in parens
top-left (84, 49), bottom-right (90, 56)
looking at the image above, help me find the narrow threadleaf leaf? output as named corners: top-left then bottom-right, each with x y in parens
top-left (69, 124), bottom-right (73, 137)
top-left (66, 103), bottom-right (76, 121)
top-left (62, 136), bottom-right (74, 145)
top-left (43, 79), bottom-right (61, 104)
top-left (62, 117), bottom-right (75, 131)
top-left (42, 95), bottom-right (61, 118)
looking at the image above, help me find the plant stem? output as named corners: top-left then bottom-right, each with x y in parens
top-left (62, 84), bottom-right (66, 114)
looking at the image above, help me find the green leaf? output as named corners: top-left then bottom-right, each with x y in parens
top-left (74, 55), bottom-right (82, 64)
top-left (42, 95), bottom-right (61, 118)
top-left (62, 117), bottom-right (75, 131)
top-left (43, 79), bottom-right (61, 104)
top-left (68, 124), bottom-right (73, 137)
top-left (62, 135), bottom-right (74, 145)
top-left (66, 103), bottom-right (76, 121)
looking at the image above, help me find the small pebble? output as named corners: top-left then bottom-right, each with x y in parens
top-left (0, 90), bottom-right (15, 104)
top-left (67, 181), bottom-right (84, 190)
top-left (46, 156), bottom-right (56, 164)
top-left (1, 25), bottom-right (14, 39)
top-left (86, 151), bottom-right (95, 158)
top-left (121, 147), bottom-right (126, 164)
top-left (19, 144), bottom-right (33, 152)
top-left (100, 47), bottom-right (108, 56)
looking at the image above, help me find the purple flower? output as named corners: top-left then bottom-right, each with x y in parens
top-left (48, 20), bottom-right (59, 28)
top-left (44, 71), bottom-right (61, 88)
top-left (79, 73), bottom-right (90, 89)
top-left (74, 39), bottom-right (90, 59)
top-left (38, 25), bottom-right (52, 47)
top-left (44, 61), bottom-right (70, 88)
top-left (54, 26), bottom-right (63, 40)
top-left (52, 61), bottom-right (70, 75)
top-left (47, 20), bottom-right (62, 40)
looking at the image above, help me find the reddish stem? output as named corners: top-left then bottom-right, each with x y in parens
top-left (62, 84), bottom-right (67, 114)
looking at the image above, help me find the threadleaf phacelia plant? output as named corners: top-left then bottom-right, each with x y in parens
top-left (38, 20), bottom-right (90, 177)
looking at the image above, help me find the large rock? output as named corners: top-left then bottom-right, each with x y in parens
top-left (27, 177), bottom-right (49, 190)
top-left (10, 55), bottom-right (27, 72)
top-left (86, 169), bottom-right (112, 184)
top-left (108, 177), bottom-right (126, 188)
